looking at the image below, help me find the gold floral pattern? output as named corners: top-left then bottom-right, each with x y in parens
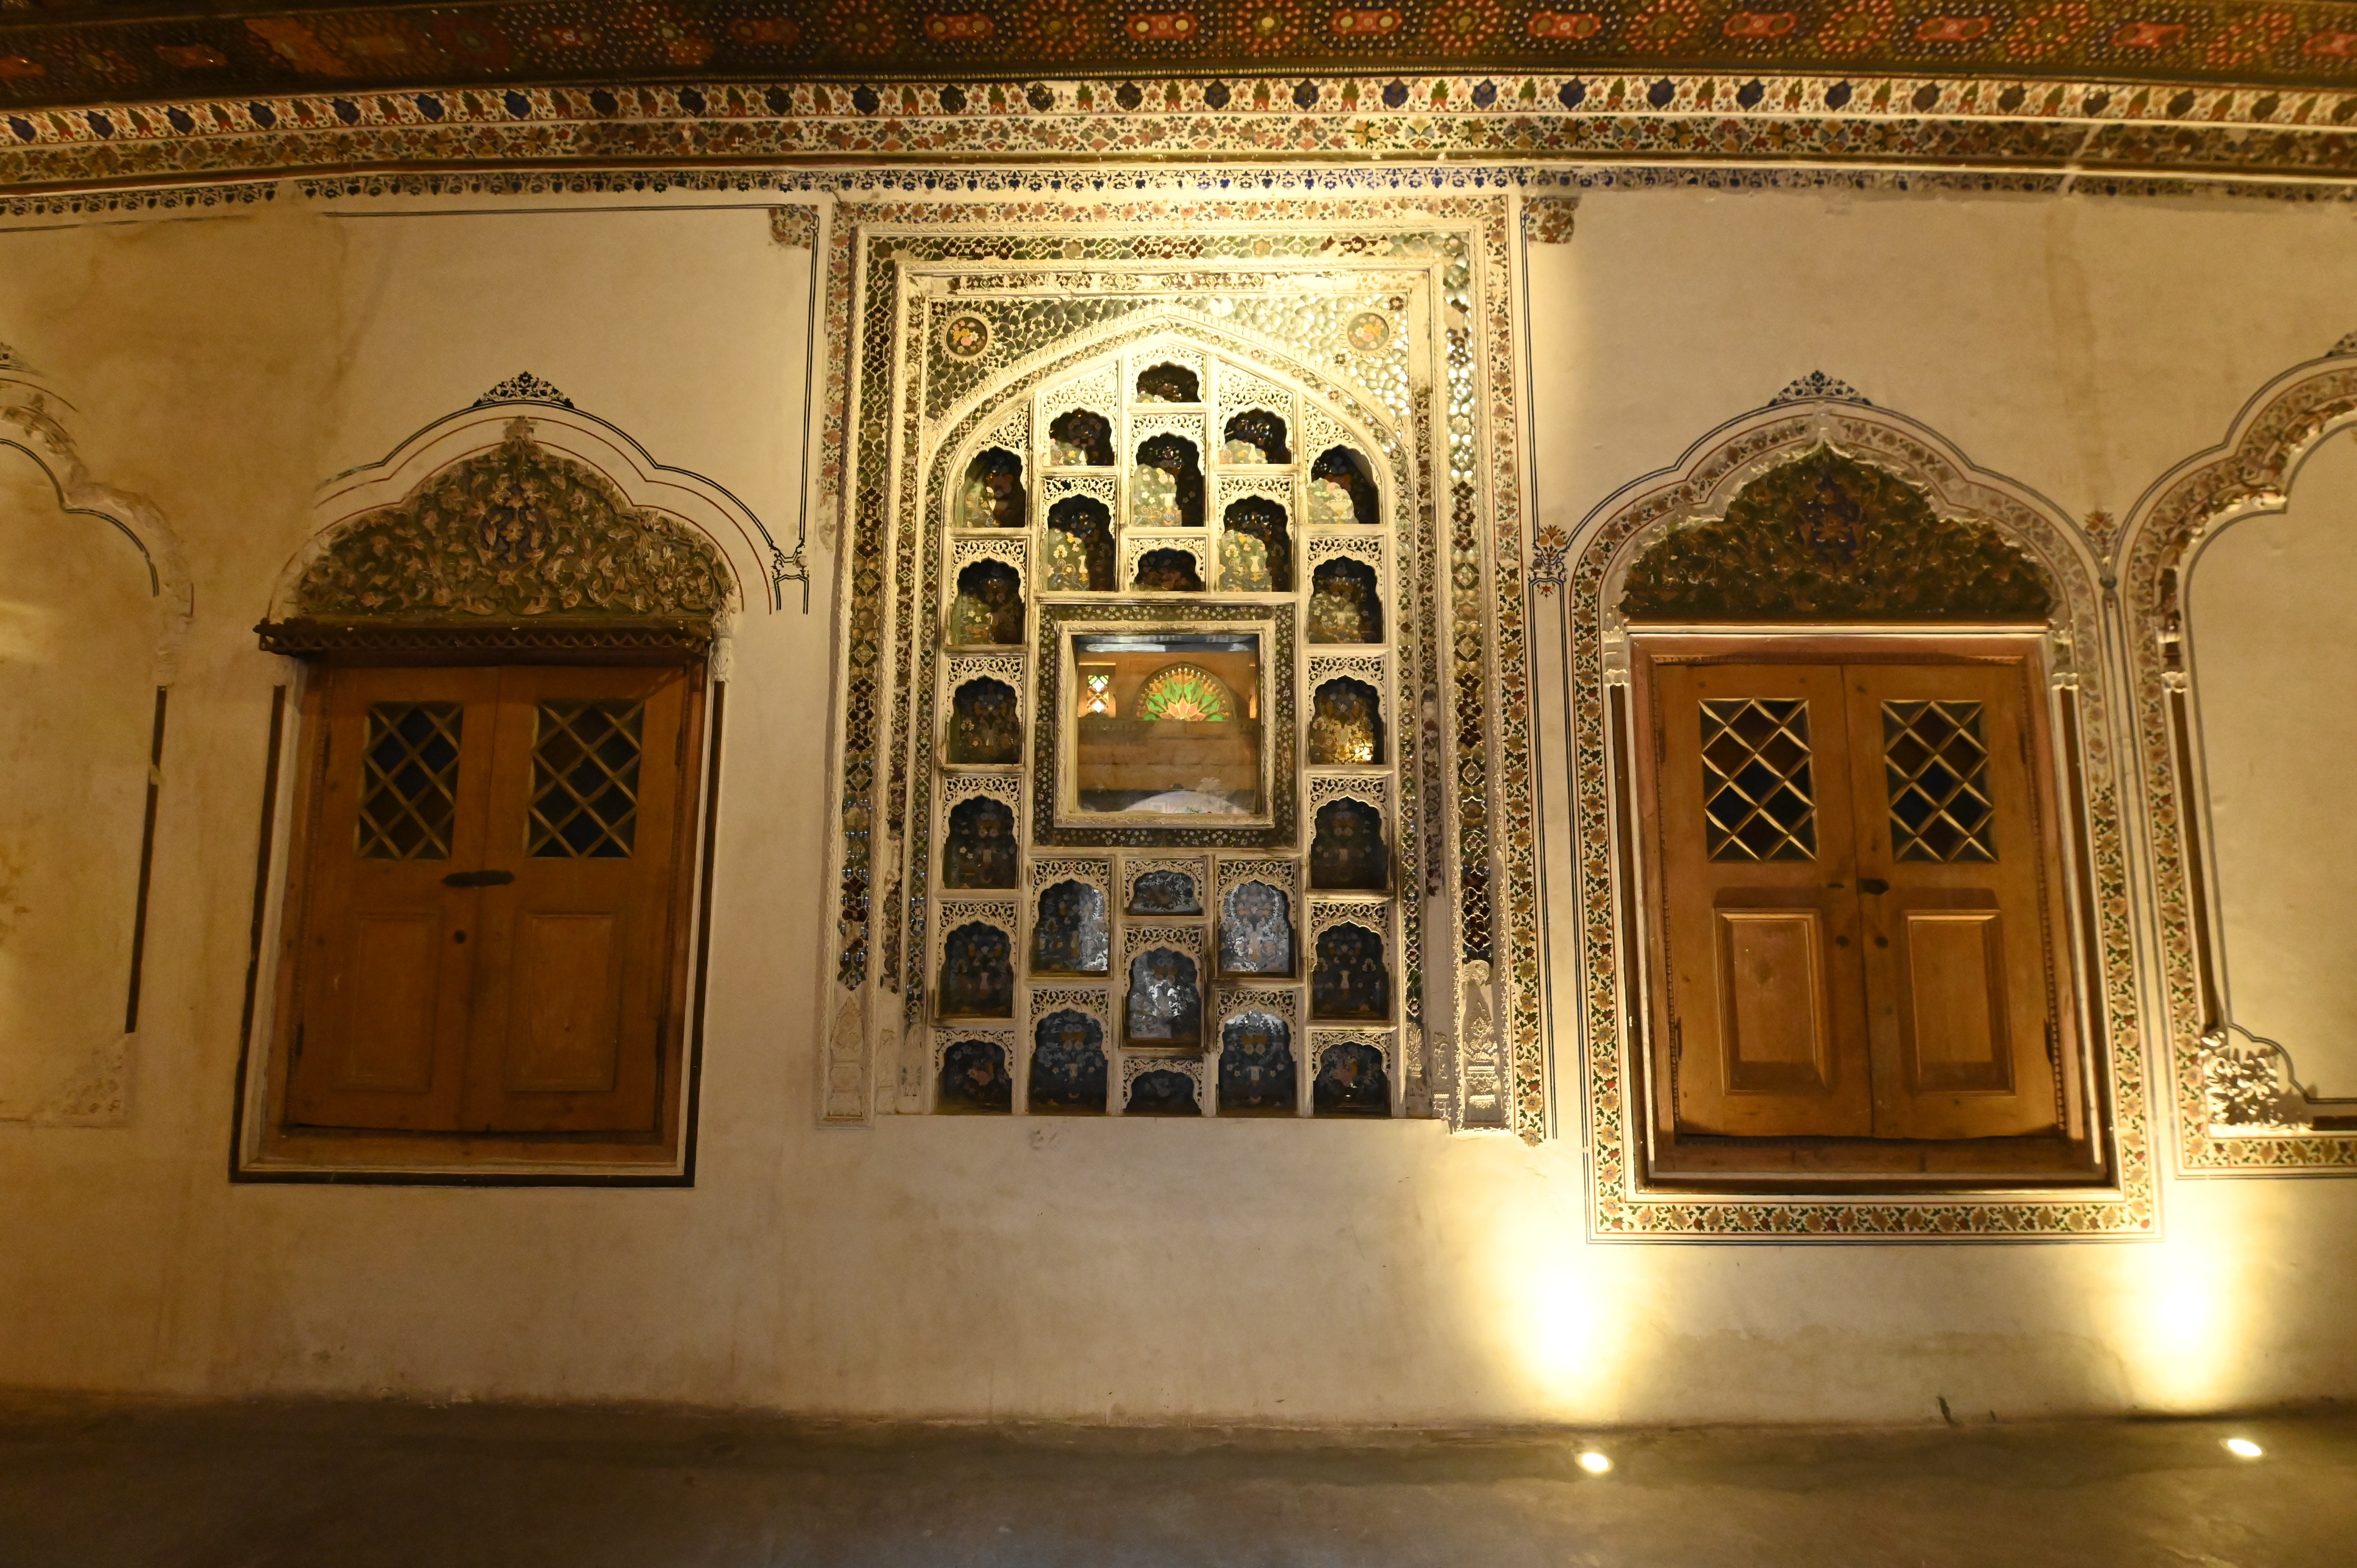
top-left (1620, 447), bottom-right (2053, 622)
top-left (293, 418), bottom-right (730, 622)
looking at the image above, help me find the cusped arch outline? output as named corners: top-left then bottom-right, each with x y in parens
top-left (2116, 339), bottom-right (2357, 1173)
top-left (0, 350), bottom-right (192, 682)
top-left (931, 313), bottom-right (1408, 538)
top-left (1546, 390), bottom-right (2156, 1240)
top-left (266, 377), bottom-right (791, 669)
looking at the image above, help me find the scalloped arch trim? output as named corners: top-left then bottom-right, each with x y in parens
top-left (291, 416), bottom-right (730, 623)
top-left (1620, 445), bottom-right (2054, 622)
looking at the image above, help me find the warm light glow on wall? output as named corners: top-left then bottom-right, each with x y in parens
top-left (2110, 1236), bottom-right (2250, 1413)
top-left (1464, 1173), bottom-right (1634, 1421)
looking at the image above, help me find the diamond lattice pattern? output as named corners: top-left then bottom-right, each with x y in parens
top-left (1883, 700), bottom-right (1995, 863)
top-left (357, 703), bottom-right (463, 860)
top-left (1699, 698), bottom-right (1817, 862)
top-left (529, 700), bottom-right (644, 859)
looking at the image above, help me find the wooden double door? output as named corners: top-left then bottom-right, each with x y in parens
top-left (1641, 649), bottom-right (2073, 1142)
top-left (283, 664), bottom-right (696, 1137)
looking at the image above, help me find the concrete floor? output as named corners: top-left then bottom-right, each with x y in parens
top-left (0, 1398), bottom-right (2348, 1567)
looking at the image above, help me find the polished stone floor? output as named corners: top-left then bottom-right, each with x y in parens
top-left (0, 1397), bottom-right (2347, 1566)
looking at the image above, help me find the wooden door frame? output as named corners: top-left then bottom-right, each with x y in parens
top-left (233, 642), bottom-right (720, 1183)
top-left (1618, 625), bottom-right (2114, 1192)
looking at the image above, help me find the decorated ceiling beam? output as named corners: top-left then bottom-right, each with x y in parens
top-left (6, 0), bottom-right (2357, 112)
top-left (5, 67), bottom-right (2357, 199)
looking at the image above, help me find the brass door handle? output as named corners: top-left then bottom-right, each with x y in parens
top-left (442, 869), bottom-right (516, 888)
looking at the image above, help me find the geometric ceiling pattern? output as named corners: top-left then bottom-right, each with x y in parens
top-left (6, 0), bottom-right (2357, 118)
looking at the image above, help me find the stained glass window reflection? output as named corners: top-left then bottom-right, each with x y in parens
top-left (1048, 409), bottom-right (1114, 467)
top-left (1221, 409), bottom-right (1291, 464)
top-left (1307, 678), bottom-right (1382, 766)
top-left (1129, 869), bottom-right (1201, 915)
top-left (1311, 924), bottom-right (1389, 1020)
top-left (1127, 1068), bottom-right (1200, 1115)
top-left (1307, 558), bottom-right (1382, 644)
top-left (1308, 447), bottom-right (1378, 526)
top-left (1125, 947), bottom-right (1202, 1046)
top-left (1219, 881), bottom-right (1292, 975)
top-left (1030, 1010), bottom-right (1108, 1113)
top-left (1313, 1040), bottom-right (1391, 1116)
top-left (959, 448), bottom-right (1025, 528)
top-left (937, 1039), bottom-right (1012, 1112)
top-left (1218, 1011), bottom-right (1296, 1114)
top-left (948, 678), bottom-right (1022, 765)
top-left (1132, 434), bottom-right (1203, 529)
top-left (1031, 880), bottom-right (1110, 974)
top-left (938, 922), bottom-right (1014, 1017)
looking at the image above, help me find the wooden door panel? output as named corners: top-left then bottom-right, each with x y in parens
top-left (1899, 909), bottom-right (2011, 1093)
top-left (285, 667), bottom-right (498, 1131)
top-left (508, 911), bottom-right (623, 1092)
top-left (334, 913), bottom-right (446, 1092)
top-left (1842, 662), bottom-right (2062, 1139)
top-left (1650, 662), bottom-right (1872, 1137)
top-left (462, 664), bottom-right (689, 1134)
top-left (1715, 909), bottom-right (1833, 1093)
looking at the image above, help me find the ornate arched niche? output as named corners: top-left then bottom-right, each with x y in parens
top-left (0, 348), bottom-right (189, 1125)
top-left (2119, 339), bottom-right (2357, 1172)
top-left (829, 268), bottom-right (1487, 1129)
top-left (1544, 390), bottom-right (2152, 1240)
top-left (240, 378), bottom-right (774, 1182)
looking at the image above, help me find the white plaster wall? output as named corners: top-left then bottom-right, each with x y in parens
top-left (2187, 433), bottom-right (2357, 1095)
top-left (0, 184), bottom-right (2351, 1427)
top-left (0, 448), bottom-right (153, 1121)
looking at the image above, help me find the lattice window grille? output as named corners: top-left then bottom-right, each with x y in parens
top-left (357, 702), bottom-right (463, 861)
top-left (1699, 697), bottom-right (1817, 863)
top-left (528, 700), bottom-right (643, 860)
top-left (1883, 699), bottom-right (1997, 863)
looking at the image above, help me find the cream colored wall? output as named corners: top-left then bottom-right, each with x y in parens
top-left (0, 448), bottom-right (153, 1121)
top-left (2187, 434), bottom-right (2357, 1096)
top-left (0, 184), bottom-right (2352, 1427)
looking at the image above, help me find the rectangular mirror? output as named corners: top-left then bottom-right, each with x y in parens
top-left (1065, 631), bottom-right (1265, 818)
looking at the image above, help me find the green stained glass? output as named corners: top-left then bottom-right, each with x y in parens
top-left (1135, 664), bottom-right (1235, 723)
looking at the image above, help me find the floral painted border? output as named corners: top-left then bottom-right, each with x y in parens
top-left (8, 72), bottom-right (2357, 203)
top-left (2119, 344), bottom-right (2357, 1173)
top-left (1548, 398), bottom-right (2158, 1236)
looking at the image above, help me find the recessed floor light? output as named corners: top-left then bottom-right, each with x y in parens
top-left (1577, 1450), bottom-right (1613, 1474)
top-left (2224, 1437), bottom-right (2263, 1459)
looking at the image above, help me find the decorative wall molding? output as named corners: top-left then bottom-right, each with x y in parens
top-left (1769, 371), bottom-right (1869, 406)
top-left (0, 357), bottom-right (191, 683)
top-left (1619, 445), bottom-right (2055, 621)
top-left (281, 417), bottom-right (733, 628)
top-left (1551, 390), bottom-right (2152, 1236)
top-left (9, 72), bottom-right (2357, 203)
top-left (275, 381), bottom-right (790, 659)
top-left (2117, 343), bottom-right (2357, 1172)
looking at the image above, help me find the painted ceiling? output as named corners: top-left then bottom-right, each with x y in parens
top-left (5, 0), bottom-right (2357, 116)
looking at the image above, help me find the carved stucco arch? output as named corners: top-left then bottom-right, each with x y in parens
top-left (1541, 388), bottom-right (2156, 1239)
top-left (2117, 339), bottom-right (2357, 1171)
top-left (0, 350), bottom-right (192, 683)
top-left (265, 378), bottom-right (785, 671)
